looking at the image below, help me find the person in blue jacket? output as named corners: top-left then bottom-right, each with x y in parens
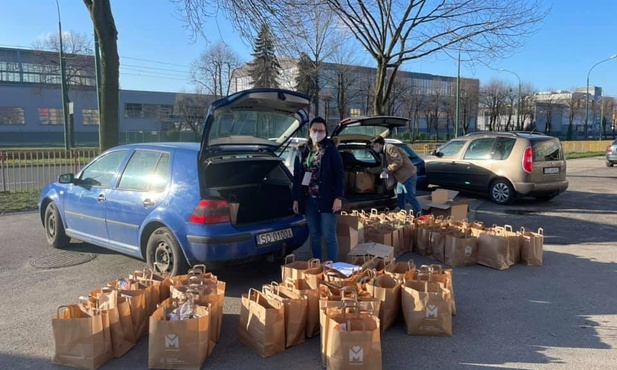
top-left (292, 117), bottom-right (345, 261)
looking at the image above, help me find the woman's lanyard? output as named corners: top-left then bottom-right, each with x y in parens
top-left (306, 149), bottom-right (319, 169)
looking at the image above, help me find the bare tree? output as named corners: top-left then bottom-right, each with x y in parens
top-left (174, 1), bottom-right (546, 115)
top-left (282, 3), bottom-right (345, 115)
top-left (562, 91), bottom-right (585, 140)
top-left (32, 32), bottom-right (95, 87)
top-left (460, 79), bottom-right (479, 134)
top-left (83, 0), bottom-right (119, 151)
top-left (480, 79), bottom-right (509, 131)
top-left (519, 83), bottom-right (536, 130)
top-left (173, 91), bottom-right (211, 137)
top-left (191, 41), bottom-right (242, 97)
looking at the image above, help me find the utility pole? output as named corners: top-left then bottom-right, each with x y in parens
top-left (455, 51), bottom-right (461, 137)
top-left (55, 0), bottom-right (71, 150)
top-left (586, 54), bottom-right (617, 137)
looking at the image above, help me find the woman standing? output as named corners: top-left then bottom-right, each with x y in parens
top-left (292, 117), bottom-right (345, 261)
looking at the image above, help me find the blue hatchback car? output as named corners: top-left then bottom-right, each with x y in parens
top-left (38, 88), bottom-right (311, 275)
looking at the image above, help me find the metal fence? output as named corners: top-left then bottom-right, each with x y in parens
top-left (0, 149), bottom-right (99, 192)
top-left (1, 140), bottom-right (611, 193)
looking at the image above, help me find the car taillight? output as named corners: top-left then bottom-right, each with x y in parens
top-left (522, 146), bottom-right (533, 173)
top-left (188, 199), bottom-right (230, 224)
top-left (608, 146), bottom-right (613, 154)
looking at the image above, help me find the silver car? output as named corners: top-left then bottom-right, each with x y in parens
top-left (606, 139), bottom-right (617, 167)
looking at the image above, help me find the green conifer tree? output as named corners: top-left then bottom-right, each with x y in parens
top-left (249, 24), bottom-right (281, 88)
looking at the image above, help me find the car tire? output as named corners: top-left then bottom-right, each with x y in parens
top-left (146, 227), bottom-right (190, 276)
top-left (490, 179), bottom-right (515, 205)
top-left (44, 202), bottom-right (70, 249)
top-left (607, 160), bottom-right (614, 167)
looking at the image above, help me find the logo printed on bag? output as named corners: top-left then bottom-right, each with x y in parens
top-left (426, 304), bottom-right (438, 318)
top-left (165, 334), bottom-right (179, 349)
top-left (464, 246), bottom-right (472, 256)
top-left (349, 345), bottom-right (364, 364)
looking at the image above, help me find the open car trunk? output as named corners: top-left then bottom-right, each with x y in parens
top-left (340, 152), bottom-right (396, 210)
top-left (203, 157), bottom-right (294, 225)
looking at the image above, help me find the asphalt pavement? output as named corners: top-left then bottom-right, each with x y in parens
top-left (0, 157), bottom-right (615, 369)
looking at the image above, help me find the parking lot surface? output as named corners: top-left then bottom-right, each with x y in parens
top-left (0, 157), bottom-right (615, 369)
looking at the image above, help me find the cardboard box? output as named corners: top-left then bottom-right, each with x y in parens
top-left (336, 223), bottom-right (359, 262)
top-left (347, 242), bottom-right (394, 263)
top-left (417, 189), bottom-right (474, 221)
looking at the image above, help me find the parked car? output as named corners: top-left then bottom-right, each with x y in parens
top-left (278, 116), bottom-right (426, 211)
top-left (606, 139), bottom-right (617, 167)
top-left (425, 131), bottom-right (568, 204)
top-left (38, 88), bottom-right (311, 275)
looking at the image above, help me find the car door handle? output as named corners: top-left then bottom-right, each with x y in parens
top-left (97, 194), bottom-right (106, 202)
top-left (143, 199), bottom-right (155, 207)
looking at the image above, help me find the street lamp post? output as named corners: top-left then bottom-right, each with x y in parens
top-left (55, 0), bottom-right (70, 150)
top-left (499, 68), bottom-right (521, 130)
top-left (585, 54), bottom-right (617, 138)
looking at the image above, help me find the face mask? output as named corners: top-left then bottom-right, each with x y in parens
top-left (310, 132), bottom-right (326, 143)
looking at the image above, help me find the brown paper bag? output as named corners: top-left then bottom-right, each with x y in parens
top-left (444, 231), bottom-right (478, 267)
top-left (366, 273), bottom-right (402, 331)
top-left (284, 279), bottom-right (321, 338)
top-left (117, 289), bottom-right (148, 341)
top-left (325, 305), bottom-right (382, 370)
top-left (354, 171), bottom-right (376, 193)
top-left (238, 288), bottom-right (285, 357)
top-left (89, 287), bottom-right (135, 358)
top-left (384, 259), bottom-right (416, 283)
top-left (414, 224), bottom-right (432, 256)
top-left (429, 226), bottom-right (451, 262)
top-left (498, 225), bottom-right (522, 266)
top-left (281, 254), bottom-right (319, 282)
top-left (520, 227), bottom-right (544, 266)
top-left (427, 264), bottom-right (457, 316)
top-left (52, 304), bottom-right (113, 370)
top-left (477, 230), bottom-right (510, 270)
top-left (130, 268), bottom-right (171, 303)
top-left (148, 302), bottom-right (210, 369)
top-left (263, 282), bottom-right (307, 348)
top-left (228, 194), bottom-right (240, 225)
top-left (401, 280), bottom-right (452, 336)
top-left (319, 287), bottom-right (381, 368)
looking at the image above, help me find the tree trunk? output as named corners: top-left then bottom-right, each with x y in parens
top-left (84, 0), bottom-right (119, 151)
top-left (373, 60), bottom-right (387, 115)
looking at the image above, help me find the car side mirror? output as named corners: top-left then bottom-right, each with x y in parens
top-left (431, 150), bottom-right (443, 158)
top-left (58, 173), bottom-right (75, 184)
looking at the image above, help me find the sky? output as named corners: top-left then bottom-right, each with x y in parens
top-left (1, 0), bottom-right (617, 97)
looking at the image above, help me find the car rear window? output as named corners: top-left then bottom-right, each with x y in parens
top-left (532, 139), bottom-right (563, 161)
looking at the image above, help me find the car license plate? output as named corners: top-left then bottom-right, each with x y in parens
top-left (257, 228), bottom-right (293, 246)
top-left (543, 167), bottom-right (559, 174)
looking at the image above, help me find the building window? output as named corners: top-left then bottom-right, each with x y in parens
top-left (0, 107), bottom-right (25, 125)
top-left (125, 103), bottom-right (143, 118)
top-left (125, 103), bottom-right (174, 119)
top-left (38, 108), bottom-right (64, 125)
top-left (83, 109), bottom-right (100, 125)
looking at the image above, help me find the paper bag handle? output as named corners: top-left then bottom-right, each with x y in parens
top-left (429, 264), bottom-right (443, 274)
top-left (308, 258), bottom-right (321, 268)
top-left (537, 228), bottom-right (544, 235)
top-left (407, 259), bottom-right (416, 271)
top-left (284, 254), bottom-right (296, 264)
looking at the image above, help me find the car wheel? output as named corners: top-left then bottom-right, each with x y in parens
top-left (607, 160), bottom-right (614, 167)
top-left (44, 202), bottom-right (70, 249)
top-left (490, 179), bottom-right (515, 205)
top-left (146, 227), bottom-right (190, 276)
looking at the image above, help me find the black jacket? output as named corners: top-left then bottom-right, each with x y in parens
top-left (292, 138), bottom-right (344, 213)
